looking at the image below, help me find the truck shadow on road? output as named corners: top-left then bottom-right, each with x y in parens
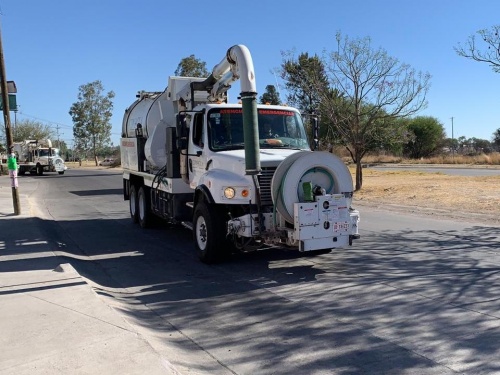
top-left (69, 188), bottom-right (123, 196)
top-left (2, 216), bottom-right (500, 374)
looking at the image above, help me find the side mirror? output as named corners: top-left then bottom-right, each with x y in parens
top-left (176, 114), bottom-right (187, 137)
top-left (176, 114), bottom-right (188, 149)
top-left (177, 138), bottom-right (187, 150)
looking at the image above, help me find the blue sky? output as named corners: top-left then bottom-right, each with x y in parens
top-left (1, 0), bottom-right (499, 147)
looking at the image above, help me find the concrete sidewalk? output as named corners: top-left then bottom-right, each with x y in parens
top-left (0, 176), bottom-right (177, 374)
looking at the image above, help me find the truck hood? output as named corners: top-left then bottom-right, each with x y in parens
top-left (210, 149), bottom-right (307, 174)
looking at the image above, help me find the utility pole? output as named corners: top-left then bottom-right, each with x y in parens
top-left (0, 21), bottom-right (20, 214)
top-left (55, 123), bottom-right (61, 148)
top-left (450, 117), bottom-right (454, 162)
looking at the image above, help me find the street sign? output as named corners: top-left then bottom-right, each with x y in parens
top-left (0, 81), bottom-right (17, 93)
top-left (0, 94), bottom-right (16, 110)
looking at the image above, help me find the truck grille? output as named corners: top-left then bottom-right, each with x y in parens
top-left (258, 167), bottom-right (276, 205)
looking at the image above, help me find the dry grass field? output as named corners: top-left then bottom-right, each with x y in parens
top-left (353, 168), bottom-right (500, 225)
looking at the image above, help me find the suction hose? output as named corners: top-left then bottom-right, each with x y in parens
top-left (271, 152), bottom-right (354, 224)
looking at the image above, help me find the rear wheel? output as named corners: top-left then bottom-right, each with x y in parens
top-left (193, 202), bottom-right (228, 264)
top-left (138, 186), bottom-right (151, 228)
top-left (129, 184), bottom-right (138, 223)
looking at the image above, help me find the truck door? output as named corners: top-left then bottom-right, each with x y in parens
top-left (188, 113), bottom-right (206, 187)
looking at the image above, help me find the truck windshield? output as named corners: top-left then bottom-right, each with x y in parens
top-left (207, 108), bottom-right (310, 151)
top-left (39, 149), bottom-right (50, 157)
top-left (38, 148), bottom-right (61, 157)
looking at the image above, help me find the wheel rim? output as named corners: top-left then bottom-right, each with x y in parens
top-left (139, 191), bottom-right (145, 221)
top-left (130, 190), bottom-right (136, 216)
top-left (196, 216), bottom-right (208, 251)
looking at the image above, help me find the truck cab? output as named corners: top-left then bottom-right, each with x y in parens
top-left (185, 104), bottom-right (309, 196)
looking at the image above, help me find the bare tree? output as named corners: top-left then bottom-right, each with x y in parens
top-left (455, 25), bottom-right (500, 73)
top-left (1, 119), bottom-right (54, 142)
top-left (319, 32), bottom-right (430, 190)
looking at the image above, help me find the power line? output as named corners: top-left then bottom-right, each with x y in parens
top-left (17, 111), bottom-right (73, 129)
top-left (17, 110), bottom-right (122, 136)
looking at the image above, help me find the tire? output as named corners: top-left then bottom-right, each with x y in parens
top-left (129, 184), bottom-right (139, 223)
top-left (36, 164), bottom-right (43, 176)
top-left (137, 186), bottom-right (151, 228)
top-left (193, 202), bottom-right (228, 264)
top-left (18, 168), bottom-right (26, 176)
top-left (58, 171), bottom-right (65, 175)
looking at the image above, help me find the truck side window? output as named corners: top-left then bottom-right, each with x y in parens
top-left (192, 113), bottom-right (204, 148)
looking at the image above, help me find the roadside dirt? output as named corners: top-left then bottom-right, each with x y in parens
top-left (353, 168), bottom-right (500, 225)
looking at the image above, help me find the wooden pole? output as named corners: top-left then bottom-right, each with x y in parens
top-left (0, 22), bottom-right (20, 215)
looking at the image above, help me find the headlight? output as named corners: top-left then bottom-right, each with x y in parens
top-left (224, 187), bottom-right (235, 199)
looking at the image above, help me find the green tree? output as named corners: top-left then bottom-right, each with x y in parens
top-left (174, 55), bottom-right (209, 77)
top-left (493, 128), bottom-right (500, 151)
top-left (318, 32), bottom-right (430, 190)
top-left (69, 80), bottom-right (115, 165)
top-left (99, 144), bottom-right (119, 158)
top-left (443, 137), bottom-right (459, 154)
top-left (374, 116), bottom-right (412, 156)
top-left (280, 52), bottom-right (339, 148)
top-left (57, 140), bottom-right (68, 158)
top-left (259, 85), bottom-right (281, 105)
top-left (456, 135), bottom-right (473, 154)
top-left (469, 137), bottom-right (491, 153)
top-left (455, 25), bottom-right (500, 73)
top-left (403, 116), bottom-right (445, 158)
top-left (280, 52), bottom-right (328, 114)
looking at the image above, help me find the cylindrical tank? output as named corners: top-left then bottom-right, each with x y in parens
top-left (122, 90), bottom-right (177, 168)
top-left (122, 90), bottom-right (171, 138)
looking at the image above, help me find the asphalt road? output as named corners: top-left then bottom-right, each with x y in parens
top-left (18, 168), bottom-right (500, 374)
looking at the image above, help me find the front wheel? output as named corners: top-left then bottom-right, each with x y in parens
top-left (193, 202), bottom-right (227, 264)
top-left (36, 164), bottom-right (43, 176)
top-left (58, 171), bottom-right (65, 175)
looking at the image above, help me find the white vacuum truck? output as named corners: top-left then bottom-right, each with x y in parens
top-left (12, 139), bottom-right (66, 175)
top-left (120, 45), bottom-right (360, 263)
